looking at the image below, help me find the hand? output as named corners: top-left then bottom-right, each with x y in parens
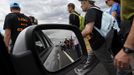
top-left (114, 49), bottom-right (131, 70)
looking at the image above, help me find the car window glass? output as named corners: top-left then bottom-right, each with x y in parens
top-left (34, 31), bottom-right (50, 59)
top-left (37, 29), bottom-right (83, 72)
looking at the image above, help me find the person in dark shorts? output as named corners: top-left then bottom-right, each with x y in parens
top-left (75, 0), bottom-right (117, 75)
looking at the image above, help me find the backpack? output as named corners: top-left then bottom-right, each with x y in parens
top-left (72, 12), bottom-right (85, 31)
top-left (91, 7), bottom-right (120, 37)
top-left (89, 7), bottom-right (120, 50)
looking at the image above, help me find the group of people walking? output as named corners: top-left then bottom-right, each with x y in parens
top-left (67, 0), bottom-right (134, 75)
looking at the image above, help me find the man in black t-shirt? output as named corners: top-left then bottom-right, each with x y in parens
top-left (3, 2), bottom-right (31, 53)
top-left (76, 0), bottom-right (117, 75)
top-left (67, 3), bottom-right (80, 28)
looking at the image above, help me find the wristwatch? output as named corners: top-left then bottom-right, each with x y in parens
top-left (123, 47), bottom-right (134, 54)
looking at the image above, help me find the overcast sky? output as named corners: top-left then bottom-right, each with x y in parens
top-left (0, 0), bottom-right (108, 33)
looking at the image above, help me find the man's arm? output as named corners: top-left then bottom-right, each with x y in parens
top-left (114, 18), bottom-right (134, 69)
top-left (4, 28), bottom-right (11, 52)
top-left (124, 19), bottom-right (134, 49)
top-left (81, 22), bottom-right (94, 37)
top-left (111, 3), bottom-right (118, 18)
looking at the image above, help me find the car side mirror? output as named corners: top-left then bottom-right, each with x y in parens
top-left (12, 24), bottom-right (87, 75)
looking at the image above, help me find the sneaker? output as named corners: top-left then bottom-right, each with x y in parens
top-left (74, 66), bottom-right (90, 75)
top-left (83, 54), bottom-right (96, 69)
top-left (85, 61), bottom-right (90, 64)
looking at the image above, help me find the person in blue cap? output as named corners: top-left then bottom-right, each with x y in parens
top-left (3, 2), bottom-right (31, 53)
top-left (105, 0), bottom-right (120, 26)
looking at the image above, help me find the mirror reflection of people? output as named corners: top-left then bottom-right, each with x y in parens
top-left (77, 0), bottom-right (116, 75)
top-left (114, 0), bottom-right (134, 75)
top-left (64, 38), bottom-right (70, 50)
top-left (3, 2), bottom-right (31, 53)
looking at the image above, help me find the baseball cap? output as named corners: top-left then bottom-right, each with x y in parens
top-left (78, 0), bottom-right (95, 2)
top-left (10, 2), bottom-right (20, 8)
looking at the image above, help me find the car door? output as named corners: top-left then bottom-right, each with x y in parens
top-left (11, 24), bottom-right (87, 75)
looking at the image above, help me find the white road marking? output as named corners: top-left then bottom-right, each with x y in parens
top-left (63, 51), bottom-right (75, 63)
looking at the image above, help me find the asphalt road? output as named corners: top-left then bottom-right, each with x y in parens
top-left (66, 62), bottom-right (109, 75)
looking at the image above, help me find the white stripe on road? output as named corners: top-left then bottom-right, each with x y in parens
top-left (63, 51), bottom-right (75, 63)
